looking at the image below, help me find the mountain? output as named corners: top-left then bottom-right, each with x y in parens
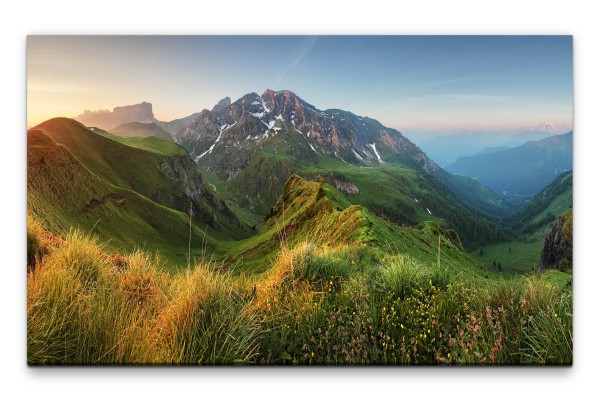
top-left (225, 175), bottom-right (480, 274)
top-left (75, 102), bottom-right (156, 130)
top-left (154, 97), bottom-right (232, 135)
top-left (175, 89), bottom-right (508, 218)
top-left (505, 123), bottom-right (571, 147)
top-left (155, 113), bottom-right (203, 135)
top-left (29, 118), bottom-right (248, 238)
top-left (176, 89), bottom-right (437, 174)
top-left (475, 146), bottom-right (511, 156)
top-left (109, 122), bottom-right (175, 141)
top-left (160, 89), bottom-right (512, 247)
top-left (418, 130), bottom-right (504, 167)
top-left (418, 123), bottom-right (570, 167)
top-left (506, 170), bottom-right (573, 235)
top-left (446, 132), bottom-right (573, 204)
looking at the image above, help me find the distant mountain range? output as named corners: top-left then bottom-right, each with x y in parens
top-left (75, 102), bottom-right (157, 129)
top-left (446, 132), bottom-right (573, 205)
top-left (417, 122), bottom-right (571, 167)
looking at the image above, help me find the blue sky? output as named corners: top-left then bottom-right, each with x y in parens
top-left (28, 36), bottom-right (573, 136)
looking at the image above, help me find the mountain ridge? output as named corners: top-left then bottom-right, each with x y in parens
top-left (446, 132), bottom-right (573, 204)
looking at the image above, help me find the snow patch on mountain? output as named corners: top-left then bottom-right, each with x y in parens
top-left (261, 97), bottom-right (271, 114)
top-left (352, 148), bottom-right (365, 163)
top-left (196, 123), bottom-right (232, 159)
top-left (368, 143), bottom-right (382, 163)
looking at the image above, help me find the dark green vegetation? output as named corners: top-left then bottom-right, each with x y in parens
top-left (472, 171), bottom-right (573, 275)
top-left (446, 132), bottom-right (573, 206)
top-left (506, 171), bottom-right (573, 235)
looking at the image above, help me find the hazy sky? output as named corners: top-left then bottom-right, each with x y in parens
top-left (27, 36), bottom-right (573, 135)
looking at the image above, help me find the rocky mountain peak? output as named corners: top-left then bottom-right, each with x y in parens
top-left (172, 89), bottom-right (440, 179)
top-left (211, 97), bottom-right (232, 114)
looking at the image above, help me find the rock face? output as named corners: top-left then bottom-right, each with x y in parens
top-left (157, 153), bottom-right (245, 231)
top-left (538, 208), bottom-right (573, 271)
top-left (75, 102), bottom-right (156, 130)
top-left (334, 180), bottom-right (359, 195)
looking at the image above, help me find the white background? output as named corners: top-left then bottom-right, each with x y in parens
top-left (1, 1), bottom-right (598, 400)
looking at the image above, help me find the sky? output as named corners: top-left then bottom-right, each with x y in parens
top-left (27, 36), bottom-right (573, 137)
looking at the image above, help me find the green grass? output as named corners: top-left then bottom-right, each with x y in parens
top-left (470, 240), bottom-right (544, 275)
top-left (220, 143), bottom-right (506, 248)
top-left (98, 130), bottom-right (187, 157)
top-left (469, 172), bottom-right (573, 275)
top-left (27, 129), bottom-right (229, 269)
top-left (216, 175), bottom-right (486, 279)
top-left (31, 118), bottom-right (246, 238)
top-left (27, 217), bottom-right (572, 365)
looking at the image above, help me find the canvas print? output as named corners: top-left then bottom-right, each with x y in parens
top-left (26, 36), bottom-right (573, 365)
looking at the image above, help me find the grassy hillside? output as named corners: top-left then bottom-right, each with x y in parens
top-left (219, 175), bottom-right (484, 276)
top-left (220, 145), bottom-right (507, 249)
top-left (27, 130), bottom-right (208, 267)
top-left (31, 118), bottom-right (248, 236)
top-left (109, 121), bottom-right (174, 141)
top-left (97, 128), bottom-right (186, 157)
top-left (27, 215), bottom-right (572, 365)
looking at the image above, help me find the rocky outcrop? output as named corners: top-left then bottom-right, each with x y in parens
top-left (334, 180), bottom-right (359, 195)
top-left (75, 102), bottom-right (155, 130)
top-left (158, 154), bottom-right (246, 231)
top-left (538, 208), bottom-right (573, 271)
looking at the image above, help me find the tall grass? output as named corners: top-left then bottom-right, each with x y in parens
top-left (27, 218), bottom-right (572, 365)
